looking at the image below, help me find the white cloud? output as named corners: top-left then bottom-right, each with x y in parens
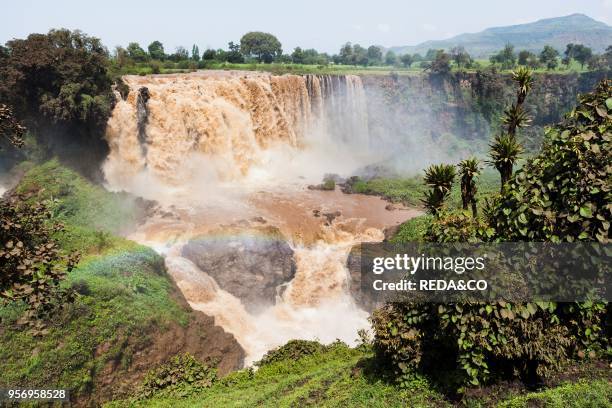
top-left (352, 24), bottom-right (363, 31)
top-left (377, 23), bottom-right (391, 33)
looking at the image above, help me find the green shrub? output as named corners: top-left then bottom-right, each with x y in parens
top-left (322, 179), bottom-right (336, 190)
top-left (141, 353), bottom-right (217, 398)
top-left (389, 215), bottom-right (432, 243)
top-left (256, 340), bottom-right (327, 367)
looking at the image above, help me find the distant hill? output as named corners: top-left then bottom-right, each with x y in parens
top-left (390, 14), bottom-right (612, 57)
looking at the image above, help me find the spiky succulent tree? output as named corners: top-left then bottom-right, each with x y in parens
top-left (422, 164), bottom-right (456, 216)
top-left (490, 67), bottom-right (533, 190)
top-left (502, 104), bottom-right (532, 137)
top-left (512, 66), bottom-right (534, 106)
top-left (489, 134), bottom-right (523, 191)
top-left (458, 158), bottom-right (481, 217)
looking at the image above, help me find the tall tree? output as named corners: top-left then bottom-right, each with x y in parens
top-left (202, 49), bottom-right (217, 61)
top-left (147, 40), bottom-right (166, 60)
top-left (126, 42), bottom-right (147, 62)
top-left (367, 46), bottom-right (383, 64)
top-left (339, 42), bottom-right (353, 65)
top-left (458, 158), bottom-right (480, 217)
top-left (352, 44), bottom-right (369, 66)
top-left (539, 45), bottom-right (559, 70)
top-left (191, 45), bottom-right (200, 61)
top-left (425, 50), bottom-right (451, 75)
top-left (488, 67), bottom-right (532, 190)
top-left (490, 44), bottom-right (516, 69)
top-left (450, 46), bottom-right (472, 69)
top-left (385, 50), bottom-right (398, 66)
top-left (400, 53), bottom-right (414, 68)
top-left (422, 164), bottom-right (456, 216)
top-left (291, 47), bottom-right (304, 64)
top-left (239, 32), bottom-right (282, 63)
top-left (226, 42), bottom-right (244, 63)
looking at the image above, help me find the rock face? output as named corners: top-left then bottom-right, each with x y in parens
top-left (182, 232), bottom-right (296, 312)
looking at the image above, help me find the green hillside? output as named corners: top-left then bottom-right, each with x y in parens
top-left (390, 14), bottom-right (612, 57)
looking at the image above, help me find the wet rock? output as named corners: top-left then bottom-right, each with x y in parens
top-left (182, 231), bottom-right (296, 312)
top-left (322, 210), bottom-right (341, 225)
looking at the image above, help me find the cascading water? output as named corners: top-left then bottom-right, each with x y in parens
top-left (102, 70), bottom-right (419, 364)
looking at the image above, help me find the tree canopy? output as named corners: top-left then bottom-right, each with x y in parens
top-left (239, 32), bottom-right (282, 63)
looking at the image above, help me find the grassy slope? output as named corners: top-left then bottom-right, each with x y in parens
top-left (108, 345), bottom-right (445, 408)
top-left (0, 160), bottom-right (189, 395)
top-left (109, 345), bottom-right (611, 408)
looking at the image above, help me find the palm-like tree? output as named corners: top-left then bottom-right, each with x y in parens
top-left (489, 134), bottom-right (523, 191)
top-left (458, 158), bottom-right (481, 217)
top-left (502, 104), bottom-right (532, 137)
top-left (512, 66), bottom-right (534, 106)
top-left (422, 164), bottom-right (456, 216)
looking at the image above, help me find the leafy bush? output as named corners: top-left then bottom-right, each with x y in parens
top-left (425, 211), bottom-right (494, 243)
top-left (0, 196), bottom-right (79, 333)
top-left (256, 340), bottom-right (327, 367)
top-left (141, 353), bottom-right (217, 398)
top-left (372, 301), bottom-right (594, 388)
top-left (492, 80), bottom-right (611, 243)
top-left (389, 215), bottom-right (432, 243)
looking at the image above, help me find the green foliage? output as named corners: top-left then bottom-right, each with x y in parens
top-left (0, 29), bottom-right (114, 128)
top-left (389, 215), bottom-right (432, 243)
top-left (141, 353), bottom-right (217, 398)
top-left (373, 81), bottom-right (611, 391)
top-left (127, 42), bottom-right (148, 62)
top-left (458, 158), bottom-right (481, 216)
top-left (256, 340), bottom-right (327, 367)
top-left (564, 43), bottom-right (593, 69)
top-left (490, 44), bottom-right (516, 70)
top-left (371, 298), bottom-right (605, 389)
top-left (322, 179), bottom-right (336, 190)
top-left (540, 45), bottom-right (560, 70)
top-left (240, 32), bottom-right (282, 63)
top-left (422, 164), bottom-right (456, 216)
top-left (15, 159), bottom-right (139, 252)
top-left (424, 50), bottom-right (452, 75)
top-left (349, 176), bottom-right (426, 206)
top-left (492, 79), bottom-right (611, 243)
top-left (488, 134), bottom-right (523, 189)
top-left (498, 379), bottom-right (612, 408)
top-left (425, 211), bottom-right (494, 243)
top-left (147, 41), bottom-right (166, 60)
top-left (0, 196), bottom-right (79, 333)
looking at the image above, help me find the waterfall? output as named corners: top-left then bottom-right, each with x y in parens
top-left (103, 71), bottom-right (369, 190)
top-left (101, 71), bottom-right (392, 365)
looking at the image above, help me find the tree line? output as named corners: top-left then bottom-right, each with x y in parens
top-left (112, 30), bottom-right (612, 73)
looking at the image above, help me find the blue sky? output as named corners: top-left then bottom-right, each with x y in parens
top-left (2, 0), bottom-right (612, 54)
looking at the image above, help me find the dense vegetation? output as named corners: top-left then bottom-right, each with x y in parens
top-left (0, 29), bottom-right (115, 175)
top-left (370, 78), bottom-right (611, 394)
